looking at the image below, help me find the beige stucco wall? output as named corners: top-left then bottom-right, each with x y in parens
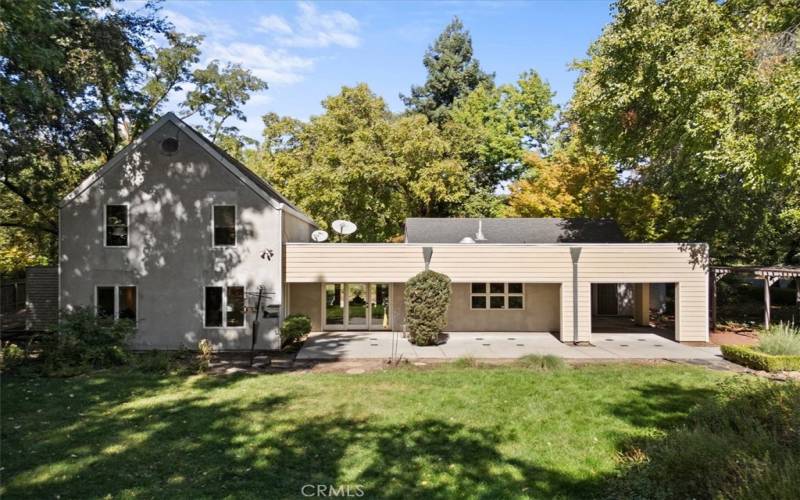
top-left (284, 243), bottom-right (709, 342)
top-left (446, 283), bottom-right (559, 332)
top-left (287, 283), bottom-right (322, 331)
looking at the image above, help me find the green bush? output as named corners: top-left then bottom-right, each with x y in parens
top-left (611, 377), bottom-right (800, 499)
top-left (0, 342), bottom-right (26, 372)
top-left (515, 354), bottom-right (567, 371)
top-left (280, 314), bottom-right (311, 347)
top-left (721, 344), bottom-right (800, 372)
top-left (758, 322), bottom-right (800, 356)
top-left (404, 269), bottom-right (451, 346)
top-left (41, 307), bottom-right (136, 375)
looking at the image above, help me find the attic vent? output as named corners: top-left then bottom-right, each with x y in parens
top-left (160, 137), bottom-right (179, 155)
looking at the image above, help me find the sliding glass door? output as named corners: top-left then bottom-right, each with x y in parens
top-left (324, 283), bottom-right (391, 330)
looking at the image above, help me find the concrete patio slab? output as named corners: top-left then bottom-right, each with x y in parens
top-left (296, 331), bottom-right (723, 361)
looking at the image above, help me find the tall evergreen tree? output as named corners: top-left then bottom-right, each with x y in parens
top-left (401, 17), bottom-right (493, 124)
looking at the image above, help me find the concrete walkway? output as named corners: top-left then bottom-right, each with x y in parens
top-left (296, 331), bottom-right (722, 361)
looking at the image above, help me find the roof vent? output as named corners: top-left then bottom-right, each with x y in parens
top-left (160, 137), bottom-right (179, 155)
top-left (459, 236), bottom-right (476, 244)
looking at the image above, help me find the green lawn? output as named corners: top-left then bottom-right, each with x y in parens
top-left (1, 364), bottom-right (728, 499)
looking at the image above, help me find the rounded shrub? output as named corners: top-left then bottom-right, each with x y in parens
top-left (280, 314), bottom-right (312, 347)
top-left (404, 269), bottom-right (451, 345)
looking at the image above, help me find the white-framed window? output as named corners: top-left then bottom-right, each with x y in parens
top-left (204, 285), bottom-right (245, 328)
top-left (96, 285), bottom-right (137, 321)
top-left (470, 283), bottom-right (524, 310)
top-left (212, 205), bottom-right (236, 246)
top-left (105, 204), bottom-right (129, 247)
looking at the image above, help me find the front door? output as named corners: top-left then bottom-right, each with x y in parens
top-left (324, 283), bottom-right (391, 330)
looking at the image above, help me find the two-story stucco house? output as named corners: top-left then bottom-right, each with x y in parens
top-left (60, 113), bottom-right (710, 350)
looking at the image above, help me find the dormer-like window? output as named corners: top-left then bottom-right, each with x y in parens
top-left (105, 204), bottom-right (128, 247)
top-left (213, 205), bottom-right (236, 246)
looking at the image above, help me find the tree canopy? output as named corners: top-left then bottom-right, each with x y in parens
top-left (401, 17), bottom-right (494, 124)
top-left (569, 0), bottom-right (800, 264)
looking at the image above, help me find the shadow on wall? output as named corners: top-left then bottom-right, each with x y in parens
top-left (61, 124), bottom-right (279, 349)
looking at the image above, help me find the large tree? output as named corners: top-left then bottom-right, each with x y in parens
top-left (445, 70), bottom-right (557, 189)
top-left (252, 84), bottom-right (472, 241)
top-left (569, 0), bottom-right (800, 264)
top-left (0, 0), bottom-right (265, 272)
top-left (401, 17), bottom-right (493, 124)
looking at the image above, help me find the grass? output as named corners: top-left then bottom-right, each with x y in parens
top-left (1, 364), bottom-right (730, 499)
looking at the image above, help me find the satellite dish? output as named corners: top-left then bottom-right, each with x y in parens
top-left (331, 220), bottom-right (357, 236)
top-left (311, 230), bottom-right (329, 242)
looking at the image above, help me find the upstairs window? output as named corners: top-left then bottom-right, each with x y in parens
top-left (96, 285), bottom-right (137, 321)
top-left (470, 283), bottom-right (524, 310)
top-left (105, 205), bottom-right (128, 246)
top-left (205, 285), bottom-right (245, 327)
top-left (213, 205), bottom-right (236, 246)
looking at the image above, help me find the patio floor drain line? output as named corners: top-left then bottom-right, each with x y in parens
top-left (516, 344), bottom-right (525, 347)
top-left (482, 344), bottom-right (491, 346)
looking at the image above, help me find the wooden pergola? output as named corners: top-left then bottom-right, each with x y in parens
top-left (710, 265), bottom-right (800, 330)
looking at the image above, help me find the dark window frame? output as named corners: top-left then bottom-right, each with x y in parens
top-left (95, 285), bottom-right (137, 321)
top-left (469, 283), bottom-right (524, 310)
top-left (212, 205), bottom-right (237, 247)
top-left (204, 285), bottom-right (246, 328)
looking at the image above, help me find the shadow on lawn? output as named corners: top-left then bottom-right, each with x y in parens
top-left (1, 373), bottom-right (721, 499)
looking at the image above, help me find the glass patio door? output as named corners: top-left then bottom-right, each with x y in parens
top-left (323, 283), bottom-right (391, 330)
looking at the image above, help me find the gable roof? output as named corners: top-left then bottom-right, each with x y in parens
top-left (404, 218), bottom-right (628, 244)
top-left (60, 113), bottom-right (316, 226)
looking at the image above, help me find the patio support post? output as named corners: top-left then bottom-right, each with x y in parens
top-left (764, 277), bottom-right (771, 330)
top-left (570, 247), bottom-right (582, 344)
top-left (710, 271), bottom-right (717, 332)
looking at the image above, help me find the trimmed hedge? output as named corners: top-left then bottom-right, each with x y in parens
top-left (721, 344), bottom-right (800, 372)
top-left (404, 270), bottom-right (451, 345)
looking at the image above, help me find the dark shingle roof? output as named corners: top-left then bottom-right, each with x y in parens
top-left (404, 218), bottom-right (627, 244)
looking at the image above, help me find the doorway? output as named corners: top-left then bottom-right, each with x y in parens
top-left (324, 283), bottom-right (391, 330)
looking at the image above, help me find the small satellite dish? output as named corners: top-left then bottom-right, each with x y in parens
top-left (331, 220), bottom-right (357, 236)
top-left (459, 236), bottom-right (476, 244)
top-left (311, 230), bottom-right (329, 242)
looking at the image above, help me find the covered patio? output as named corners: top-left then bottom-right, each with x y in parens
top-left (296, 331), bottom-right (721, 361)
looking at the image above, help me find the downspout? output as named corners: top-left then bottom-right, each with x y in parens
top-left (570, 247), bottom-right (582, 344)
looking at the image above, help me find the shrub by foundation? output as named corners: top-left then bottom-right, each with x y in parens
top-left (721, 345), bottom-right (800, 372)
top-left (515, 354), bottom-right (567, 371)
top-left (280, 314), bottom-right (312, 347)
top-left (404, 270), bottom-right (452, 346)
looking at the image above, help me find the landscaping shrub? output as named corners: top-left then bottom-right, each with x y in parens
top-left (611, 377), bottom-right (800, 500)
top-left (0, 342), bottom-right (26, 372)
top-left (720, 344), bottom-right (800, 372)
top-left (41, 307), bottom-right (135, 375)
top-left (515, 354), bottom-right (567, 371)
top-left (758, 322), bottom-right (800, 356)
top-left (404, 269), bottom-right (451, 345)
top-left (280, 314), bottom-right (312, 347)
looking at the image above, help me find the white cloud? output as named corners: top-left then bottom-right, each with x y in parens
top-left (163, 9), bottom-right (234, 39)
top-left (257, 14), bottom-right (293, 35)
top-left (204, 42), bottom-right (314, 85)
top-left (258, 1), bottom-right (361, 49)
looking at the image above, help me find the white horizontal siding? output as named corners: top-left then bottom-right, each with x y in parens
top-left (285, 243), bottom-right (709, 342)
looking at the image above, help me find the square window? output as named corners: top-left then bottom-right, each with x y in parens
top-left (508, 283), bottom-right (523, 294)
top-left (490, 283), bottom-right (505, 294)
top-left (471, 283), bottom-right (486, 294)
top-left (205, 287), bottom-right (223, 327)
top-left (213, 206), bottom-right (236, 246)
top-left (490, 296), bottom-right (505, 309)
top-left (105, 205), bottom-right (128, 246)
top-left (226, 286), bottom-right (245, 327)
top-left (471, 296), bottom-right (487, 309)
top-left (508, 296), bottom-right (524, 309)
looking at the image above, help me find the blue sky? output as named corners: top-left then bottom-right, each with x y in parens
top-left (159, 1), bottom-right (614, 139)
